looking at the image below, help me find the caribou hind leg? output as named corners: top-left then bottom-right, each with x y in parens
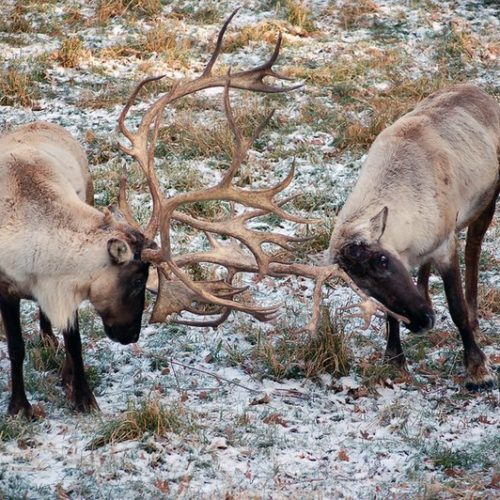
top-left (464, 188), bottom-right (498, 332)
top-left (61, 312), bottom-right (99, 412)
top-left (39, 309), bottom-right (58, 347)
top-left (1, 296), bottom-right (32, 418)
top-left (436, 244), bottom-right (495, 391)
top-left (417, 262), bottom-right (432, 308)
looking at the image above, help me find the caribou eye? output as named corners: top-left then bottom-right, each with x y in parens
top-left (133, 278), bottom-right (145, 288)
top-left (378, 254), bottom-right (389, 268)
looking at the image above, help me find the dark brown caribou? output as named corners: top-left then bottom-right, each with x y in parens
top-left (0, 122), bottom-right (152, 417)
top-left (328, 85), bottom-right (499, 390)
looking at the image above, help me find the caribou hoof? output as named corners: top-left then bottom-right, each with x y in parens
top-left (72, 390), bottom-right (100, 413)
top-left (8, 398), bottom-right (33, 420)
top-left (464, 359), bottom-right (497, 392)
top-left (384, 351), bottom-right (409, 373)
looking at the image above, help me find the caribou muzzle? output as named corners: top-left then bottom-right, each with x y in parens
top-left (104, 321), bottom-right (141, 344)
top-left (403, 307), bottom-right (435, 334)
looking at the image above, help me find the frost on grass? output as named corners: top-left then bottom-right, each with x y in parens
top-left (0, 0), bottom-right (499, 498)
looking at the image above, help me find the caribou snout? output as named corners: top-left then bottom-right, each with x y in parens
top-left (404, 307), bottom-right (435, 334)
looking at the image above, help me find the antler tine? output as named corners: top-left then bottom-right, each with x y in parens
top-left (201, 8), bottom-right (240, 78)
top-left (218, 79), bottom-right (245, 188)
top-left (117, 174), bottom-right (142, 231)
top-left (172, 308), bottom-right (231, 328)
top-left (230, 33), bottom-right (304, 93)
top-left (143, 111), bottom-right (165, 240)
top-left (118, 73), bottom-right (167, 148)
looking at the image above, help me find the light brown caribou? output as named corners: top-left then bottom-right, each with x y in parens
top-left (112, 12), bottom-right (498, 392)
top-left (328, 84), bottom-right (499, 390)
top-left (0, 121), bottom-right (152, 417)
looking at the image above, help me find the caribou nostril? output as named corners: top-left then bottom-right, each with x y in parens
top-left (424, 311), bottom-right (435, 330)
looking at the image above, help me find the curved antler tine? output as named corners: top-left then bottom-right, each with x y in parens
top-left (223, 76), bottom-right (243, 145)
top-left (201, 8), bottom-right (240, 78)
top-left (173, 308), bottom-right (232, 328)
top-left (118, 73), bottom-right (167, 143)
top-left (117, 175), bottom-right (143, 231)
top-left (268, 157), bottom-right (295, 195)
top-left (250, 109), bottom-right (275, 144)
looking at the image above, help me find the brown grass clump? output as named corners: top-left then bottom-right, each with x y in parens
top-left (338, 0), bottom-right (379, 29)
top-left (250, 309), bottom-right (351, 381)
top-left (96, 0), bottom-right (161, 23)
top-left (225, 21), bottom-right (286, 52)
top-left (0, 67), bottom-right (36, 107)
top-left (77, 82), bottom-right (132, 109)
top-left (143, 21), bottom-right (192, 65)
top-left (156, 103), bottom-right (274, 162)
top-left (335, 76), bottom-right (446, 152)
top-left (54, 37), bottom-right (88, 68)
top-left (7, 4), bottom-right (32, 33)
top-left (284, 0), bottom-right (316, 33)
top-left (87, 398), bottom-right (196, 449)
top-left (478, 286), bottom-right (500, 319)
top-left (98, 22), bottom-right (191, 68)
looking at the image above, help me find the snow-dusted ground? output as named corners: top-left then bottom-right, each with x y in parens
top-left (0, 1), bottom-right (499, 498)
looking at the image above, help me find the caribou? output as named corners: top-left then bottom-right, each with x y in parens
top-left (0, 121), bottom-right (152, 417)
top-left (328, 84), bottom-right (499, 390)
top-left (115, 11), bottom-right (498, 392)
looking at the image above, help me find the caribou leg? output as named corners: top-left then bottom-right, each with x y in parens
top-left (436, 245), bottom-right (495, 391)
top-left (465, 189), bottom-right (498, 332)
top-left (384, 262), bottom-right (433, 371)
top-left (417, 262), bottom-right (432, 308)
top-left (384, 316), bottom-right (407, 371)
top-left (39, 309), bottom-right (58, 347)
top-left (1, 296), bottom-right (32, 418)
top-left (61, 312), bottom-right (99, 412)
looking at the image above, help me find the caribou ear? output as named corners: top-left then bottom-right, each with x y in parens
top-left (369, 206), bottom-right (388, 241)
top-left (107, 238), bottom-right (133, 264)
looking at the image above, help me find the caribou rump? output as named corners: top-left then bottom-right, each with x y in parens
top-left (328, 84), bottom-right (499, 390)
top-left (0, 121), bottom-right (151, 417)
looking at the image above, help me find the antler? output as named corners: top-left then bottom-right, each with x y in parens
top-left (117, 9), bottom-right (408, 331)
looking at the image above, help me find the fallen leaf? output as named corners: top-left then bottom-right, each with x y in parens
top-left (337, 450), bottom-right (350, 462)
top-left (263, 413), bottom-right (288, 427)
top-left (55, 484), bottom-right (70, 500)
top-left (487, 472), bottom-right (500, 489)
top-left (154, 478), bottom-right (169, 493)
top-left (444, 468), bottom-right (463, 478)
top-left (250, 393), bottom-right (270, 405)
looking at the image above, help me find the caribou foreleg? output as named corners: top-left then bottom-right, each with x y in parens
top-left (62, 312), bottom-right (99, 412)
top-left (1, 296), bottom-right (32, 418)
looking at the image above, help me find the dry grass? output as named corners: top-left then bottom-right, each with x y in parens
top-left (478, 286), bottom-right (500, 319)
top-left (250, 309), bottom-right (351, 381)
top-left (98, 22), bottom-right (191, 68)
top-left (143, 21), bottom-right (191, 66)
top-left (96, 0), bottom-right (161, 23)
top-left (284, 0), bottom-right (316, 33)
top-left (286, 47), bottom-right (401, 87)
top-left (87, 398), bottom-right (196, 449)
top-left (54, 37), bottom-right (88, 68)
top-left (156, 102), bottom-right (275, 162)
top-left (436, 20), bottom-right (481, 78)
top-left (334, 76), bottom-right (447, 152)
top-left (225, 21), bottom-right (286, 52)
top-left (77, 82), bottom-right (132, 109)
top-left (6, 4), bottom-right (32, 33)
top-left (337, 0), bottom-right (379, 29)
top-left (27, 336), bottom-right (64, 373)
top-left (0, 66), bottom-right (36, 107)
